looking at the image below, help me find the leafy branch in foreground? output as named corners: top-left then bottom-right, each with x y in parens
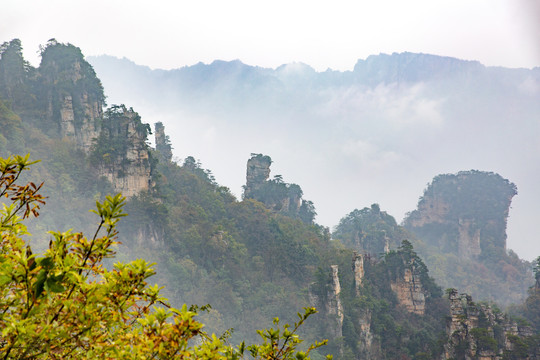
top-left (230, 308), bottom-right (332, 360)
top-left (0, 154), bottom-right (328, 359)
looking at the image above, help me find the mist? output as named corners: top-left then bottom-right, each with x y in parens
top-left (89, 53), bottom-right (540, 261)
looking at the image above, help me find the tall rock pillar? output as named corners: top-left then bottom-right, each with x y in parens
top-left (244, 154), bottom-right (271, 198)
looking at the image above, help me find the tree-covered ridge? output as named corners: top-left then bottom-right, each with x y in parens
top-left (38, 38), bottom-right (105, 118)
top-left (403, 170), bottom-right (531, 307)
top-left (0, 39), bottom-right (105, 135)
top-left (332, 204), bottom-right (412, 255)
top-left (118, 155), bottom-right (333, 343)
top-left (243, 154), bottom-right (316, 224)
top-left (407, 170), bottom-right (517, 231)
top-left (1, 38), bottom-right (539, 359)
top-left (310, 240), bottom-right (448, 359)
top-left (0, 98), bottom-right (24, 154)
top-left (0, 39), bottom-right (36, 114)
top-left (90, 105), bottom-right (154, 171)
top-left (0, 155), bottom-right (331, 360)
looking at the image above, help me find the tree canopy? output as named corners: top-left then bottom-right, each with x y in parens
top-left (0, 154), bottom-right (329, 360)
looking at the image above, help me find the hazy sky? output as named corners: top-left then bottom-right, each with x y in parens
top-left (2, 0), bottom-right (540, 261)
top-left (2, 0), bottom-right (540, 71)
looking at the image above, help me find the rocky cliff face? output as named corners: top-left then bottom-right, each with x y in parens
top-left (154, 121), bottom-right (173, 163)
top-left (457, 218), bottom-right (482, 259)
top-left (40, 42), bottom-right (155, 197)
top-left (58, 93), bottom-right (102, 153)
top-left (1, 39), bottom-right (156, 200)
top-left (406, 193), bottom-right (449, 227)
top-left (91, 105), bottom-right (153, 197)
top-left (390, 265), bottom-right (426, 315)
top-left (352, 252), bottom-right (365, 293)
top-left (36, 41), bottom-right (154, 198)
top-left (356, 308), bottom-right (377, 360)
top-left (352, 253), bottom-right (379, 359)
top-left (309, 265), bottom-right (344, 339)
top-left (404, 170), bottom-right (517, 260)
top-left (243, 154), bottom-right (315, 222)
top-left (444, 289), bottom-right (538, 360)
top-left (39, 40), bottom-right (105, 153)
top-left (312, 251), bottom-right (433, 358)
top-left (328, 265), bottom-right (344, 338)
top-left (244, 154), bottom-right (272, 197)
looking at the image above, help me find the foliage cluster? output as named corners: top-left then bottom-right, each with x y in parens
top-left (244, 154), bottom-right (316, 224)
top-left (311, 240), bottom-right (447, 359)
top-left (118, 156), bottom-right (332, 343)
top-left (402, 170), bottom-right (532, 306)
top-left (415, 170), bottom-right (517, 223)
top-left (38, 39), bottom-right (105, 124)
top-left (332, 204), bottom-right (411, 255)
top-left (89, 104), bottom-right (155, 177)
top-left (447, 294), bottom-right (540, 359)
top-left (2, 37), bottom-right (539, 360)
top-left (0, 99), bottom-right (24, 154)
top-left (247, 177), bottom-right (316, 223)
top-left (0, 39), bottom-right (36, 114)
top-left (0, 154), bottom-right (330, 360)
top-left (0, 38), bottom-right (105, 135)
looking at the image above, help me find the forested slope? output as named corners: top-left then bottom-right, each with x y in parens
top-left (1, 38), bottom-right (539, 359)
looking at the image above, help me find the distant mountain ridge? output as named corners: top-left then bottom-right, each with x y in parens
top-left (88, 51), bottom-right (540, 122)
top-left (87, 51), bottom-right (540, 265)
top-left (2, 39), bottom-right (539, 359)
top-left (89, 51), bottom-right (539, 86)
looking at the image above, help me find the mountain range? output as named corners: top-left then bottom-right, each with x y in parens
top-left (1, 38), bottom-right (539, 359)
top-left (88, 52), bottom-right (540, 261)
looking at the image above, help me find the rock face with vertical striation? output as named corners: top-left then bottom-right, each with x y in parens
top-left (352, 253), bottom-right (379, 358)
top-left (1, 39), bottom-right (156, 199)
top-left (403, 171), bottom-right (531, 308)
top-left (352, 252), bottom-right (365, 293)
top-left (39, 40), bottom-right (105, 153)
top-left (90, 105), bottom-right (153, 197)
top-left (404, 170), bottom-right (517, 260)
top-left (31, 40), bottom-right (155, 197)
top-left (38, 42), bottom-right (153, 197)
top-left (309, 265), bottom-right (344, 339)
top-left (390, 263), bottom-right (426, 315)
top-left (244, 154), bottom-right (272, 198)
top-left (154, 121), bottom-right (173, 163)
top-left (443, 289), bottom-right (538, 360)
top-left (328, 265), bottom-right (344, 338)
top-left (243, 154), bottom-right (316, 222)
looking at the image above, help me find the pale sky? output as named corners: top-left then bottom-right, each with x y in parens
top-left (2, 0), bottom-right (540, 261)
top-left (2, 0), bottom-right (540, 71)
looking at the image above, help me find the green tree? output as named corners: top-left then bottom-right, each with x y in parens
top-left (521, 256), bottom-right (540, 333)
top-left (0, 39), bottom-right (35, 112)
top-left (533, 256), bottom-right (540, 282)
top-left (333, 204), bottom-right (408, 255)
top-left (0, 154), bottom-right (329, 359)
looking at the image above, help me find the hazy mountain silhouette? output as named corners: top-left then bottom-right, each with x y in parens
top-left (88, 53), bottom-right (540, 260)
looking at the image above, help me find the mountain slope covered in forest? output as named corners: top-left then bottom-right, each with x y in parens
top-left (1, 38), bottom-right (539, 359)
top-left (87, 53), bottom-right (540, 264)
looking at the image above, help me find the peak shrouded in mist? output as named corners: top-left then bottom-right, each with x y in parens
top-left (88, 53), bottom-right (540, 260)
